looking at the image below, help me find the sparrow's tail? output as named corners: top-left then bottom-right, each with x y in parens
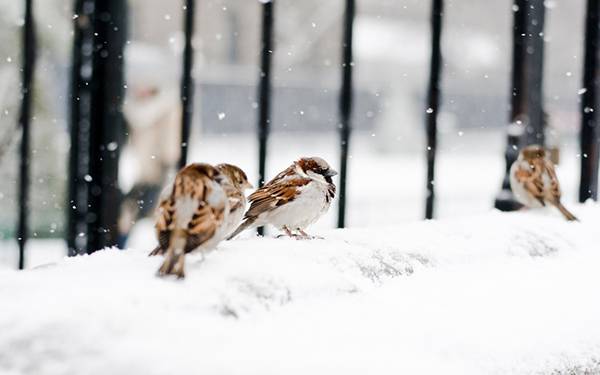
top-left (227, 217), bottom-right (256, 240)
top-left (553, 201), bottom-right (579, 221)
top-left (148, 246), bottom-right (164, 256)
top-left (157, 229), bottom-right (187, 278)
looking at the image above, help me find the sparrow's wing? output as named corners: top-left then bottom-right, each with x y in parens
top-left (515, 161), bottom-right (546, 206)
top-left (543, 159), bottom-right (562, 203)
top-left (156, 197), bottom-right (175, 250)
top-left (184, 177), bottom-right (227, 252)
top-left (263, 164), bottom-right (296, 187)
top-left (245, 177), bottom-right (311, 219)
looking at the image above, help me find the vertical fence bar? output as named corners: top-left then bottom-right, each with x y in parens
top-left (68, 0), bottom-right (93, 256)
top-left (179, 0), bottom-right (196, 169)
top-left (524, 0), bottom-right (546, 146)
top-left (17, 0), bottom-right (36, 269)
top-left (495, 0), bottom-right (546, 211)
top-left (67, 0), bottom-right (79, 256)
top-left (68, 0), bottom-right (90, 256)
top-left (86, 0), bottom-right (127, 252)
top-left (68, 0), bottom-right (126, 254)
top-left (256, 0), bottom-right (274, 236)
top-left (337, 0), bottom-right (355, 228)
top-left (424, 0), bottom-right (443, 220)
top-left (579, 0), bottom-right (600, 202)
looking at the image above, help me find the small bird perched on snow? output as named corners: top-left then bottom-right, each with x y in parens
top-left (228, 157), bottom-right (337, 239)
top-left (215, 163), bottom-right (253, 239)
top-left (510, 144), bottom-right (578, 221)
top-left (151, 163), bottom-right (229, 278)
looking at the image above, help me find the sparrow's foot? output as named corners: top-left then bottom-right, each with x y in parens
top-left (276, 227), bottom-right (323, 240)
top-left (277, 227), bottom-right (303, 240)
top-left (157, 251), bottom-right (186, 279)
top-left (276, 233), bottom-right (303, 239)
top-left (297, 229), bottom-right (323, 240)
top-left (296, 235), bottom-right (324, 240)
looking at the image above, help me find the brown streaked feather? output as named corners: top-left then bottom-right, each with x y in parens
top-left (325, 176), bottom-right (336, 203)
top-left (542, 158), bottom-right (562, 203)
top-left (153, 163), bottom-right (226, 256)
top-left (245, 178), bottom-right (311, 219)
top-left (515, 160), bottom-right (546, 206)
top-left (263, 164), bottom-right (297, 187)
top-left (221, 183), bottom-right (245, 214)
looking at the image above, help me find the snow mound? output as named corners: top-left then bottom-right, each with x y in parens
top-left (1, 204), bottom-right (600, 375)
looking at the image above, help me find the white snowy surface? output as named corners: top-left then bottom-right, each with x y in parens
top-left (1, 204), bottom-right (600, 375)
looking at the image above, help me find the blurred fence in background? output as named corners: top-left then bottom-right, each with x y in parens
top-left (1, 0), bottom-right (598, 269)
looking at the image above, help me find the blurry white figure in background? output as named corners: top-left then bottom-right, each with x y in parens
top-left (117, 43), bottom-right (182, 248)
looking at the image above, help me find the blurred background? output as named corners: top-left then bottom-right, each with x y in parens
top-left (0, 0), bottom-right (588, 267)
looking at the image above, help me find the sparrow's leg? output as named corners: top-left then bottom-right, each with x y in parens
top-left (171, 249), bottom-right (186, 279)
top-left (283, 226), bottom-right (295, 237)
top-left (157, 248), bottom-right (176, 276)
top-left (297, 229), bottom-right (310, 239)
top-left (157, 231), bottom-right (186, 278)
top-left (277, 226), bottom-right (299, 239)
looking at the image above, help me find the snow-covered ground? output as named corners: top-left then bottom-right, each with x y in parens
top-left (1, 203), bottom-right (599, 375)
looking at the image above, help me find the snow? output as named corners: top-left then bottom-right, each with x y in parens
top-left (2, 204), bottom-right (600, 374)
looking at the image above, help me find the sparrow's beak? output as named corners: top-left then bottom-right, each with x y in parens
top-left (324, 169), bottom-right (338, 177)
top-left (244, 181), bottom-right (254, 190)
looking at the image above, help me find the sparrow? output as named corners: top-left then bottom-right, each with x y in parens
top-left (150, 163), bottom-right (229, 278)
top-left (228, 157), bottom-right (337, 239)
top-left (215, 163), bottom-right (253, 239)
top-left (510, 144), bottom-right (578, 221)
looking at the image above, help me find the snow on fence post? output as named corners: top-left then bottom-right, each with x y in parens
top-left (579, 0), bottom-right (600, 202)
top-left (495, 0), bottom-right (546, 212)
top-left (179, 0), bottom-right (196, 169)
top-left (67, 0), bottom-right (127, 255)
top-left (337, 0), bottom-right (355, 228)
top-left (17, 0), bottom-right (36, 269)
top-left (424, 0), bottom-right (443, 220)
top-left (256, 0), bottom-right (274, 236)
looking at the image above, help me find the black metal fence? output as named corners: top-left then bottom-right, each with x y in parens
top-left (13, 0), bottom-right (600, 268)
top-left (68, 0), bottom-right (127, 256)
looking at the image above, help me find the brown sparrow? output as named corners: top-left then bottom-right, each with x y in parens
top-left (215, 163), bottom-right (253, 239)
top-left (510, 145), bottom-right (578, 221)
top-left (228, 157), bottom-right (337, 239)
top-left (151, 163), bottom-right (229, 278)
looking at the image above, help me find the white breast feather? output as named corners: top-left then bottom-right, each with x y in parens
top-left (509, 161), bottom-right (544, 208)
top-left (259, 179), bottom-right (331, 230)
